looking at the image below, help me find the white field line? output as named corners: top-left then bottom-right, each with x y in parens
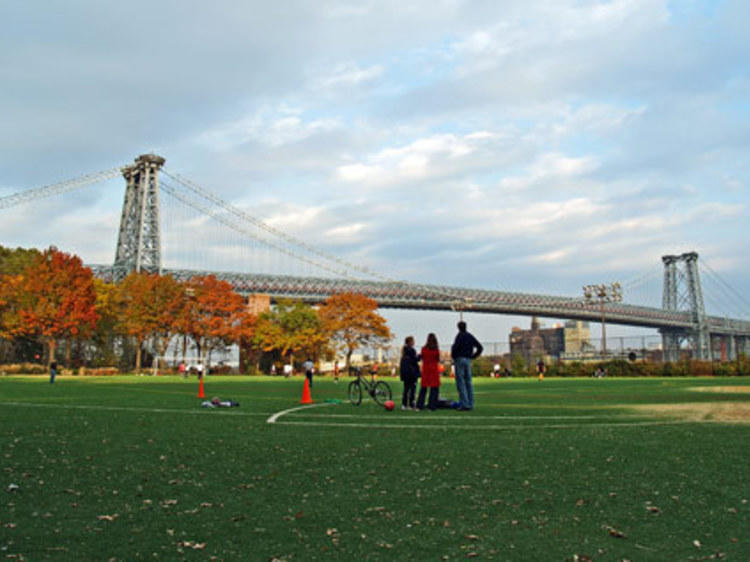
top-left (280, 413), bottom-right (652, 420)
top-left (1, 401), bottom-right (268, 417)
top-left (266, 402), bottom-right (338, 423)
top-left (1, 401), bottom-right (725, 430)
top-left (269, 419), bottom-right (714, 430)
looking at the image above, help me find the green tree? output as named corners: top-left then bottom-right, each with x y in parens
top-left (253, 299), bottom-right (327, 365)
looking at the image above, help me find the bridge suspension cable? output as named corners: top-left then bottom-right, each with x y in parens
top-left (0, 166), bottom-right (126, 210)
top-left (700, 260), bottom-right (750, 319)
top-left (160, 177), bottom-right (364, 279)
top-left (160, 170), bottom-right (476, 305)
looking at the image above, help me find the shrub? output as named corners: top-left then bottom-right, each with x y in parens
top-left (0, 363), bottom-right (47, 375)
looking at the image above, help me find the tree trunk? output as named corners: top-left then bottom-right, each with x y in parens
top-left (47, 338), bottom-right (57, 365)
top-left (135, 340), bottom-right (142, 372)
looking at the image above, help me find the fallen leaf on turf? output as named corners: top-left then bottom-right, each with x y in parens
top-left (464, 534), bottom-right (479, 540)
top-left (646, 506), bottom-right (661, 514)
top-left (604, 525), bottom-right (626, 538)
top-left (177, 541), bottom-right (206, 550)
top-left (96, 514), bottom-right (119, 521)
top-left (693, 540), bottom-right (701, 548)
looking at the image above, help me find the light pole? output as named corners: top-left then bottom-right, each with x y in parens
top-left (451, 297), bottom-right (473, 322)
top-left (583, 282), bottom-right (623, 360)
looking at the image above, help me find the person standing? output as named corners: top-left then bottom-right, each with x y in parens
top-left (450, 321), bottom-right (483, 411)
top-left (333, 360), bottom-right (339, 384)
top-left (417, 333), bottom-right (441, 411)
top-left (303, 358), bottom-right (314, 388)
top-left (537, 359), bottom-right (546, 382)
top-left (399, 336), bottom-right (420, 410)
top-left (49, 361), bottom-right (57, 384)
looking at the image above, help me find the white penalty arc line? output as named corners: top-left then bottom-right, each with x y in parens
top-left (266, 401), bottom-right (339, 424)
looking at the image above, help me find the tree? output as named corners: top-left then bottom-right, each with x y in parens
top-left (118, 272), bottom-right (186, 371)
top-left (177, 275), bottom-right (253, 365)
top-left (318, 292), bottom-right (391, 371)
top-left (89, 278), bottom-right (123, 367)
top-left (12, 247), bottom-right (98, 364)
top-left (0, 246), bottom-right (46, 363)
top-left (0, 245), bottom-right (41, 276)
top-left (253, 299), bottom-right (327, 365)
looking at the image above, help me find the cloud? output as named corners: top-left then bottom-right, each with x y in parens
top-left (2, 0), bottom-right (750, 334)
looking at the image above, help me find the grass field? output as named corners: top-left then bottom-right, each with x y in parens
top-left (2, 374), bottom-right (750, 560)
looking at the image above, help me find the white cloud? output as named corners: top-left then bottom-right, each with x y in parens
top-left (335, 131), bottom-right (498, 186)
top-left (313, 62), bottom-right (384, 89)
top-left (195, 105), bottom-right (342, 150)
top-left (498, 152), bottom-right (599, 192)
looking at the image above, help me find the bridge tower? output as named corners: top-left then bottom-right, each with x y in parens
top-left (113, 154), bottom-right (165, 280)
top-left (661, 252), bottom-right (710, 361)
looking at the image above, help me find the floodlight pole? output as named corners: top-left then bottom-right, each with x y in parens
top-left (583, 282), bottom-right (623, 360)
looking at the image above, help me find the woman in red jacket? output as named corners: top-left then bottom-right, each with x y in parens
top-left (416, 333), bottom-right (441, 411)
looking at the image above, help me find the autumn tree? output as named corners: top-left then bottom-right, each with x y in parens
top-left (118, 272), bottom-right (187, 371)
top-left (253, 299), bottom-right (327, 365)
top-left (0, 245), bottom-right (41, 275)
top-left (89, 278), bottom-right (123, 367)
top-left (176, 275), bottom-right (254, 365)
top-left (12, 247), bottom-right (98, 364)
top-left (318, 292), bottom-right (391, 371)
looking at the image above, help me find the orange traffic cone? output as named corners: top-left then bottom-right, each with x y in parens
top-left (300, 377), bottom-right (313, 404)
top-left (198, 376), bottom-right (205, 398)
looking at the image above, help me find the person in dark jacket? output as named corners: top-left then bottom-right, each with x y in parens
top-left (450, 321), bottom-right (483, 411)
top-left (399, 336), bottom-right (420, 410)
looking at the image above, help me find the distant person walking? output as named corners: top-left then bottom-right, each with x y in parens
top-left (417, 333), bottom-right (441, 411)
top-left (49, 361), bottom-right (57, 384)
top-left (399, 336), bottom-right (420, 410)
top-left (451, 321), bottom-right (483, 411)
top-left (303, 358), bottom-right (314, 388)
top-left (537, 359), bottom-right (546, 381)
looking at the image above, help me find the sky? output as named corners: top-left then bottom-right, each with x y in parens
top-left (1, 0), bottom-right (749, 351)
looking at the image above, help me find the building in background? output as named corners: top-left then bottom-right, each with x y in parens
top-left (509, 317), bottom-right (591, 363)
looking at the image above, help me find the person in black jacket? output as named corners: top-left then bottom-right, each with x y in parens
top-left (399, 336), bottom-right (420, 410)
top-left (450, 321), bottom-right (483, 411)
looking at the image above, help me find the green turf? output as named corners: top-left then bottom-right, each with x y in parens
top-left (2, 375), bottom-right (750, 560)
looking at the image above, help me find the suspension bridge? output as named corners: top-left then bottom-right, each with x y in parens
top-left (2, 154), bottom-right (749, 361)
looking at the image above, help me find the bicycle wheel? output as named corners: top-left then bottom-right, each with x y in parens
top-left (372, 380), bottom-right (392, 406)
top-left (348, 380), bottom-right (362, 406)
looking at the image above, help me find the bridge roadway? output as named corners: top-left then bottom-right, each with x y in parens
top-left (89, 265), bottom-right (750, 337)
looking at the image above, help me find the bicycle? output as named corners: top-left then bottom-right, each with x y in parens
top-left (347, 366), bottom-right (392, 406)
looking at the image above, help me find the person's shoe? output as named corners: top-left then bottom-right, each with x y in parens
top-left (401, 405), bottom-right (407, 411)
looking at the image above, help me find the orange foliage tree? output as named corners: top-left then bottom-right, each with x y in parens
top-left (318, 292), bottom-right (391, 371)
top-left (12, 247), bottom-right (98, 364)
top-left (118, 272), bottom-right (186, 371)
top-left (176, 275), bottom-right (254, 365)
